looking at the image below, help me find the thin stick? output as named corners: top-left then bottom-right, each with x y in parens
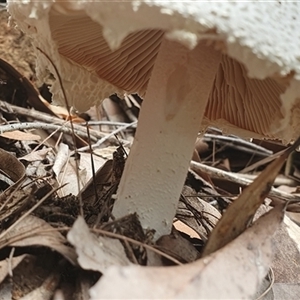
top-left (74, 121), bottom-right (136, 154)
top-left (8, 247), bottom-right (15, 277)
top-left (0, 122), bottom-right (97, 142)
top-left (83, 120), bottom-right (137, 127)
top-left (190, 160), bottom-right (299, 201)
top-left (0, 100), bottom-right (128, 143)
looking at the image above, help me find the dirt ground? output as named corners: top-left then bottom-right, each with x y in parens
top-left (0, 9), bottom-right (36, 81)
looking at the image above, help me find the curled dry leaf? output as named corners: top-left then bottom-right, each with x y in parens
top-left (0, 215), bottom-right (77, 265)
top-left (203, 138), bottom-right (300, 256)
top-left (89, 205), bottom-right (284, 299)
top-left (0, 148), bottom-right (25, 186)
top-left (156, 230), bottom-right (199, 263)
top-left (59, 154), bottom-right (107, 197)
top-left (67, 216), bottom-right (131, 273)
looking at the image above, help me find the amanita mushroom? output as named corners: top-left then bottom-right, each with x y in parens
top-left (8, 1), bottom-right (300, 238)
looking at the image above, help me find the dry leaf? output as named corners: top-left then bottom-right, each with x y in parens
top-left (41, 98), bottom-right (86, 122)
top-left (77, 153), bottom-right (107, 184)
top-left (0, 148), bottom-right (25, 184)
top-left (89, 205), bottom-right (284, 299)
top-left (78, 159), bottom-right (113, 205)
top-left (272, 216), bottom-right (300, 283)
top-left (0, 281), bottom-right (12, 299)
top-left (52, 143), bottom-right (69, 178)
top-left (20, 148), bottom-right (51, 162)
top-left (203, 138), bottom-right (300, 256)
top-left (0, 215), bottom-right (77, 265)
top-left (67, 216), bottom-right (131, 273)
top-left (0, 130), bottom-right (41, 141)
top-left (0, 254), bottom-right (27, 284)
top-left (20, 270), bottom-right (61, 300)
top-left (177, 187), bottom-right (221, 241)
top-left (94, 146), bottom-right (129, 160)
top-left (156, 230), bottom-right (199, 263)
top-left (59, 154), bottom-right (107, 197)
top-left (173, 220), bottom-right (199, 238)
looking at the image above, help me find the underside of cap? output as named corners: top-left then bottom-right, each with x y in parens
top-left (49, 12), bottom-right (164, 95)
top-left (205, 55), bottom-right (287, 140)
top-left (7, 0), bottom-right (300, 142)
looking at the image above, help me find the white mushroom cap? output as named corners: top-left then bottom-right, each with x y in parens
top-left (8, 0), bottom-right (300, 142)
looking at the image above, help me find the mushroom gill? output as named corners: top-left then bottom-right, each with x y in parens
top-left (205, 55), bottom-right (286, 139)
top-left (49, 11), bottom-right (164, 94)
top-left (48, 12), bottom-right (289, 141)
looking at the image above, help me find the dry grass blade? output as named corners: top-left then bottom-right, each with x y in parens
top-left (203, 136), bottom-right (300, 256)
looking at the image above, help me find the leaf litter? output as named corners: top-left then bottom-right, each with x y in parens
top-left (0, 10), bottom-right (300, 299)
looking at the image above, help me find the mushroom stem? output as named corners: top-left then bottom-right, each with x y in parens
top-left (113, 38), bottom-right (221, 239)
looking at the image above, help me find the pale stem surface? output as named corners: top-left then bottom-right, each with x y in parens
top-left (113, 38), bottom-right (221, 238)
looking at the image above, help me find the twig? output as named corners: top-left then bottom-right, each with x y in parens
top-left (84, 120), bottom-right (137, 128)
top-left (0, 100), bottom-right (130, 147)
top-left (238, 173), bottom-right (297, 187)
top-left (190, 160), bottom-right (299, 201)
top-left (0, 122), bottom-right (97, 142)
top-left (8, 247), bottom-right (15, 277)
top-left (240, 148), bottom-right (286, 174)
top-left (203, 133), bottom-right (273, 156)
top-left (74, 121), bottom-right (136, 154)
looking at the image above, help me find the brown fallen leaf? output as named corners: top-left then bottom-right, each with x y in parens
top-left (0, 58), bottom-right (55, 115)
top-left (0, 130), bottom-right (41, 141)
top-left (203, 136), bottom-right (300, 256)
top-left (272, 216), bottom-right (300, 283)
top-left (89, 205), bottom-right (284, 299)
top-left (0, 215), bottom-right (77, 265)
top-left (0, 254), bottom-right (27, 284)
top-left (177, 186), bottom-right (221, 241)
top-left (79, 159), bottom-right (113, 206)
top-left (54, 144), bottom-right (107, 197)
top-left (156, 229), bottom-right (199, 264)
top-left (67, 216), bottom-right (131, 273)
top-left (19, 148), bottom-right (51, 162)
top-left (20, 269), bottom-right (61, 300)
top-left (0, 148), bottom-right (25, 185)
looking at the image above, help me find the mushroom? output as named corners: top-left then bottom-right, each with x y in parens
top-left (8, 1), bottom-right (300, 238)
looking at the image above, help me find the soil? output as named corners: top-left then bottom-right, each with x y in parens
top-left (0, 9), bottom-right (36, 80)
